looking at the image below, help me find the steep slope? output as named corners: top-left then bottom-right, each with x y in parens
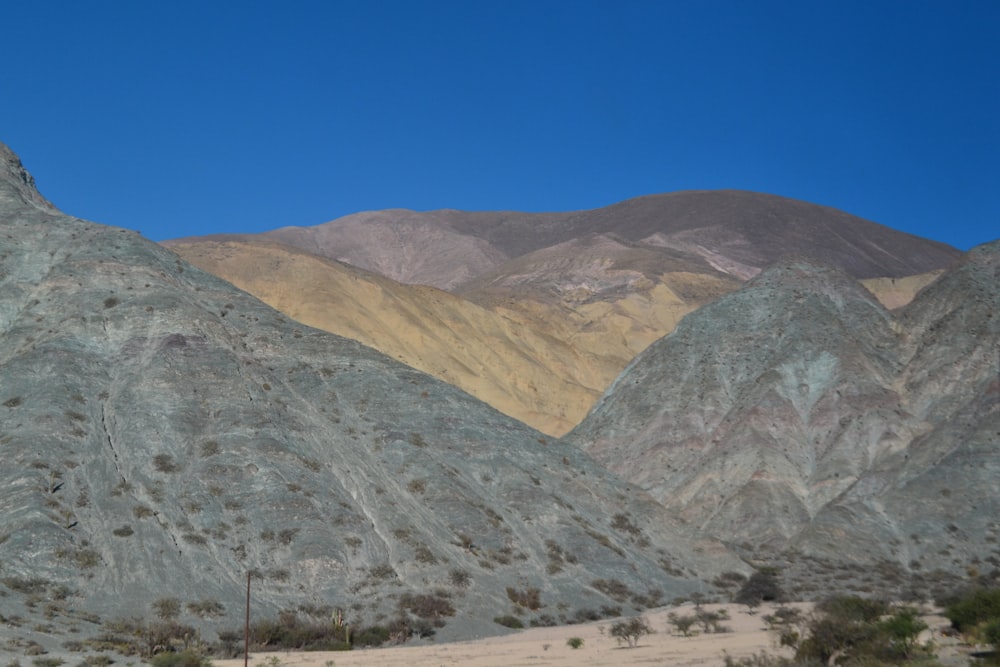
top-left (169, 236), bottom-right (738, 435)
top-left (165, 238), bottom-right (609, 435)
top-left (799, 240), bottom-right (1000, 569)
top-left (564, 244), bottom-right (999, 580)
top-left (860, 270), bottom-right (943, 310)
top-left (0, 143), bottom-right (740, 651)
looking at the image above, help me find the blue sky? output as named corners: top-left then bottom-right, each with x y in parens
top-left (2, 1), bottom-right (997, 249)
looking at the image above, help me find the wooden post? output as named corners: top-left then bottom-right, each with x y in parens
top-left (244, 571), bottom-right (251, 667)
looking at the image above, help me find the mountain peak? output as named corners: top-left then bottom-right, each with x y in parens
top-left (0, 141), bottom-right (58, 212)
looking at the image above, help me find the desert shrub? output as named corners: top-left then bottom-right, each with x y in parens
top-left (667, 612), bottom-right (698, 636)
top-left (149, 651), bottom-right (211, 667)
top-left (199, 440), bottom-right (220, 457)
top-left (397, 591), bottom-right (455, 622)
top-left (413, 545), bottom-right (437, 564)
top-left (352, 624), bottom-right (390, 647)
top-left (943, 586), bottom-right (1000, 634)
top-left (2, 577), bottom-right (50, 595)
top-left (591, 578), bottom-right (631, 602)
top-left (529, 614), bottom-right (557, 627)
top-left (696, 607), bottom-right (731, 633)
top-left (572, 608), bottom-right (601, 623)
top-left (735, 567), bottom-right (785, 611)
top-left (609, 616), bottom-right (654, 648)
top-left (792, 596), bottom-right (930, 665)
top-left (722, 651), bottom-right (797, 666)
top-left (449, 568), bottom-right (471, 588)
top-left (153, 454), bottom-right (179, 473)
top-left (112, 525), bottom-right (134, 537)
top-left (567, 636), bottom-right (584, 648)
top-left (152, 597), bottom-right (181, 621)
top-left (506, 586), bottom-right (542, 610)
top-left (493, 615), bottom-right (524, 629)
top-left (249, 613), bottom-right (351, 651)
top-left (386, 614), bottom-right (436, 641)
top-left (55, 547), bottom-right (100, 569)
top-left (31, 660), bottom-right (63, 667)
top-left (610, 513), bottom-right (642, 535)
top-left (368, 563), bottom-right (396, 580)
top-left (185, 599), bottom-right (225, 618)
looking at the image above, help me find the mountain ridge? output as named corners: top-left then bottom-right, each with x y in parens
top-left (0, 142), bottom-right (737, 653)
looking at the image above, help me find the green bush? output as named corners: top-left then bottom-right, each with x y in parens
top-left (566, 636), bottom-right (584, 649)
top-left (493, 615), bottom-right (524, 629)
top-left (943, 587), bottom-right (1000, 634)
top-left (149, 651), bottom-right (211, 667)
top-left (791, 596), bottom-right (931, 665)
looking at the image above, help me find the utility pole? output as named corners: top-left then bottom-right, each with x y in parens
top-left (244, 571), bottom-right (251, 667)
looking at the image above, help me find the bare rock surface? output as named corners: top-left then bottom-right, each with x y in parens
top-left (0, 143), bottom-right (741, 653)
top-left (565, 241), bottom-right (1000, 581)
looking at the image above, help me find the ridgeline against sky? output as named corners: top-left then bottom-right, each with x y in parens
top-left (1, 1), bottom-right (997, 249)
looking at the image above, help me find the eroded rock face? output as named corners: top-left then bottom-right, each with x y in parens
top-left (565, 243), bottom-right (1000, 578)
top-left (0, 142), bottom-right (737, 645)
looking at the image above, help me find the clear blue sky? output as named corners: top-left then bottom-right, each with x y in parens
top-left (2, 1), bottom-right (997, 249)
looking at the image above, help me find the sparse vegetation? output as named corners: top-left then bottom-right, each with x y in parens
top-left (493, 615), bottom-right (524, 629)
top-left (448, 568), bottom-right (471, 588)
top-left (942, 585), bottom-right (1000, 655)
top-left (609, 615), bottom-right (653, 648)
top-left (153, 454), bottom-right (180, 473)
top-left (764, 595), bottom-right (937, 665)
top-left (186, 599), bottom-right (225, 618)
top-left (566, 636), bottom-right (584, 648)
top-left (735, 567), bottom-right (784, 613)
top-left (506, 586), bottom-right (542, 610)
top-left (152, 597), bottom-right (181, 621)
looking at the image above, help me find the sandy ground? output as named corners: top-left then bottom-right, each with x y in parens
top-left (215, 603), bottom-right (808, 667)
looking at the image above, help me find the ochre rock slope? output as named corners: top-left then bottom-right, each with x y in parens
top-left (170, 235), bottom-right (738, 435)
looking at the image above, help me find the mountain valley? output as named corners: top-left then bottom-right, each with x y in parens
top-left (1, 141), bottom-right (996, 663)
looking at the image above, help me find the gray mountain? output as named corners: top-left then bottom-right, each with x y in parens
top-left (565, 241), bottom-right (1000, 589)
top-left (0, 142), bottom-right (739, 655)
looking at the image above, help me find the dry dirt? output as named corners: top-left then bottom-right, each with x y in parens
top-left (215, 602), bottom-right (973, 667)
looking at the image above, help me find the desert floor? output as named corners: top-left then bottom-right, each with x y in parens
top-left (217, 603), bottom-right (804, 667)
top-left (215, 602), bottom-right (973, 667)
